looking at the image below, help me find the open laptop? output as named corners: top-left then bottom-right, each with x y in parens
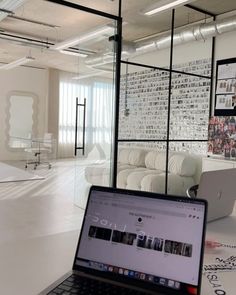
top-left (40, 185), bottom-right (207, 295)
top-left (196, 168), bottom-right (236, 222)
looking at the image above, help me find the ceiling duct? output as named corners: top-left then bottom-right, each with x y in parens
top-left (137, 15), bottom-right (236, 53)
top-left (85, 15), bottom-right (236, 68)
top-left (136, 16), bottom-right (236, 54)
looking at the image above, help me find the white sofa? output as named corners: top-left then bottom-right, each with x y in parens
top-left (85, 147), bottom-right (202, 196)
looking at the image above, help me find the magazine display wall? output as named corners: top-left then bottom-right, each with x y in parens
top-left (215, 57), bottom-right (236, 116)
top-left (119, 58), bottom-right (211, 154)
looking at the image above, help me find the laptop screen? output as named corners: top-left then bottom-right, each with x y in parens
top-left (74, 186), bottom-right (206, 295)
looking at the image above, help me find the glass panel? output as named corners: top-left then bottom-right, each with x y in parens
top-left (8, 94), bottom-right (34, 148)
top-left (119, 63), bottom-right (168, 140)
top-left (169, 141), bottom-right (208, 155)
top-left (63, 9), bottom-right (118, 208)
top-left (172, 5), bottom-right (213, 76)
top-left (171, 6), bottom-right (212, 156)
top-left (169, 142), bottom-right (207, 196)
top-left (73, 75), bottom-right (116, 208)
top-left (170, 72), bottom-right (210, 141)
top-left (117, 142), bottom-right (167, 193)
top-left (125, 9), bottom-right (172, 69)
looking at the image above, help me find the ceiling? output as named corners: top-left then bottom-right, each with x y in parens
top-left (0, 0), bottom-right (236, 76)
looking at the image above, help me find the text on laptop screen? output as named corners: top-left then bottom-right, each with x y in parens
top-left (75, 189), bottom-right (205, 294)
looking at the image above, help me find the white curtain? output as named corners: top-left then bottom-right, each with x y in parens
top-left (58, 72), bottom-right (114, 159)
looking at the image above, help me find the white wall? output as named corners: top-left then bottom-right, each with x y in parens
top-left (0, 66), bottom-right (49, 161)
top-left (215, 30), bottom-right (236, 60)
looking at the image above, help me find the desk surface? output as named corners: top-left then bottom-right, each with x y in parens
top-left (0, 217), bottom-right (235, 295)
top-left (0, 231), bottom-right (79, 295)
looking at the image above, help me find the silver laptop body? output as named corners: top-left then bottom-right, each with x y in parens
top-left (197, 168), bottom-right (236, 222)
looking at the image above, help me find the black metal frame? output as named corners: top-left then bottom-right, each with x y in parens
top-left (75, 97), bottom-right (86, 156)
top-left (112, 0), bottom-right (122, 187)
top-left (214, 57), bottom-right (236, 116)
top-left (116, 5), bottom-right (215, 193)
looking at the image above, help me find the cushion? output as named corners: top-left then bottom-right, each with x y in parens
top-left (145, 151), bottom-right (158, 169)
top-left (145, 151), bottom-right (172, 171)
top-left (129, 149), bottom-right (147, 166)
top-left (117, 167), bottom-right (146, 188)
top-left (145, 151), bottom-right (197, 176)
top-left (118, 148), bottom-right (147, 166)
top-left (126, 169), bottom-right (162, 190)
top-left (154, 152), bottom-right (169, 171)
top-left (168, 153), bottom-right (197, 176)
top-left (141, 173), bottom-right (195, 196)
top-left (118, 148), bottom-right (131, 164)
top-left (118, 164), bottom-right (137, 172)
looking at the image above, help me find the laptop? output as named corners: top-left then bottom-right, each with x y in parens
top-left (40, 185), bottom-right (207, 295)
top-left (196, 168), bottom-right (236, 222)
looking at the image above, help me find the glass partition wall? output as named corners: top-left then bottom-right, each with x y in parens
top-left (116, 5), bottom-right (214, 195)
top-left (48, 1), bottom-right (122, 208)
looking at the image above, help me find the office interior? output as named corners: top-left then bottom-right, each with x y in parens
top-left (0, 0), bottom-right (236, 294)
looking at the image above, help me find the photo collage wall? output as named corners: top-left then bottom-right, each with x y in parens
top-left (119, 58), bottom-right (211, 154)
top-left (208, 116), bottom-right (236, 158)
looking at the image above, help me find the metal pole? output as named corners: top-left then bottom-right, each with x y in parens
top-left (112, 0), bottom-right (122, 188)
top-left (165, 9), bottom-right (175, 195)
top-left (82, 98), bottom-right (86, 156)
top-left (209, 16), bottom-right (216, 118)
top-left (74, 97), bottom-right (78, 156)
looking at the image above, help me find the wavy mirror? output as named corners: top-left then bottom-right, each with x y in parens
top-left (6, 91), bottom-right (38, 149)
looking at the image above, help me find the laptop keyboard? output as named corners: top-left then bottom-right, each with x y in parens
top-left (47, 274), bottom-right (149, 295)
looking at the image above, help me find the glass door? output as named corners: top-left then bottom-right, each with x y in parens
top-left (51, 2), bottom-right (120, 208)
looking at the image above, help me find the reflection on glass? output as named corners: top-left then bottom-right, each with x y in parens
top-left (8, 93), bottom-right (36, 148)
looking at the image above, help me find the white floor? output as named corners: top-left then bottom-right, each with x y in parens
top-left (0, 159), bottom-right (88, 245)
top-left (1, 160), bottom-right (236, 295)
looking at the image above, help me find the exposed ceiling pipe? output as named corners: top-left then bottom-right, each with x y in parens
top-left (136, 15), bottom-right (236, 53)
top-left (85, 15), bottom-right (236, 68)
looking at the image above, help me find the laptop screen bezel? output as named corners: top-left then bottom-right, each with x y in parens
top-left (72, 185), bottom-right (207, 295)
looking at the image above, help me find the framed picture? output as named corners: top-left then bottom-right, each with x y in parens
top-left (214, 57), bottom-right (236, 116)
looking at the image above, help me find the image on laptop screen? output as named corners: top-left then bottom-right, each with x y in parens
top-left (74, 187), bottom-right (206, 295)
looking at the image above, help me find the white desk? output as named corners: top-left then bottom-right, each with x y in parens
top-left (201, 215), bottom-right (236, 294)
top-left (202, 156), bottom-right (236, 172)
top-left (0, 231), bottom-right (79, 295)
top-left (0, 217), bottom-right (235, 295)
